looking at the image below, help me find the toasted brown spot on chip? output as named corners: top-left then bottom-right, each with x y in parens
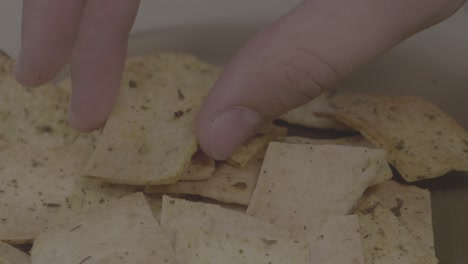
top-left (390, 198), bottom-right (404, 217)
top-left (232, 182), bottom-right (248, 190)
top-left (262, 238), bottom-right (277, 245)
top-left (128, 80), bottom-right (138, 88)
top-left (37, 126), bottom-right (53, 134)
top-left (178, 89), bottom-right (185, 100)
top-left (174, 110), bottom-right (184, 118)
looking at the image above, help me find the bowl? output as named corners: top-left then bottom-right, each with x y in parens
top-left (1, 1), bottom-right (467, 262)
top-left (125, 7), bottom-right (468, 262)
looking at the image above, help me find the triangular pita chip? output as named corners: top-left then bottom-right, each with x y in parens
top-left (274, 136), bottom-right (385, 185)
top-left (367, 180), bottom-right (434, 252)
top-left (307, 215), bottom-right (365, 264)
top-left (355, 195), bottom-right (437, 264)
top-left (147, 151), bottom-right (264, 205)
top-left (0, 240), bottom-right (31, 264)
top-left (31, 193), bottom-right (176, 264)
top-left (175, 228), bottom-right (309, 263)
top-left (332, 94), bottom-right (468, 181)
top-left (278, 92), bottom-right (349, 130)
top-left (84, 53), bottom-right (222, 185)
top-left (246, 143), bottom-right (392, 235)
top-left (160, 196), bottom-right (289, 245)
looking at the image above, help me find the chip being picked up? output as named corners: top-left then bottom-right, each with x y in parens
top-left (278, 92), bottom-right (349, 130)
top-left (84, 54), bottom-right (222, 185)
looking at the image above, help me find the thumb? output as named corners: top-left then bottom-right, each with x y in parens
top-left (197, 0), bottom-right (465, 160)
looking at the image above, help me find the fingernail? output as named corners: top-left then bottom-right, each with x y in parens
top-left (209, 107), bottom-right (263, 160)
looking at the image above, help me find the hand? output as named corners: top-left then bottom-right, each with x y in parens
top-left (15, 0), bottom-right (140, 131)
top-left (15, 0), bottom-right (466, 160)
top-left (196, 0), bottom-right (466, 159)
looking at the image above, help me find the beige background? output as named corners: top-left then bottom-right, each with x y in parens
top-left (0, 0), bottom-right (301, 57)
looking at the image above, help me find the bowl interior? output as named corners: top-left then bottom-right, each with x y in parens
top-left (127, 21), bottom-right (468, 263)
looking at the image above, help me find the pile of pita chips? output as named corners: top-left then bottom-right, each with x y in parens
top-left (246, 142), bottom-right (392, 235)
top-left (31, 193), bottom-right (176, 264)
top-left (0, 240), bottom-right (31, 264)
top-left (278, 92), bottom-right (349, 130)
top-left (0, 51), bottom-right (460, 263)
top-left (332, 94), bottom-right (468, 181)
top-left (84, 54), bottom-right (222, 185)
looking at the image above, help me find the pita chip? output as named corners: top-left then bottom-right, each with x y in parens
top-left (85, 53), bottom-right (222, 185)
top-left (160, 195), bottom-right (289, 245)
top-left (355, 194), bottom-right (437, 264)
top-left (0, 55), bottom-right (79, 150)
top-left (279, 92), bottom-right (349, 130)
top-left (246, 143), bottom-right (392, 235)
top-left (332, 94), bottom-right (468, 181)
top-left (307, 215), bottom-right (365, 264)
top-left (274, 136), bottom-right (385, 185)
top-left (175, 228), bottom-right (309, 263)
top-left (367, 180), bottom-right (434, 252)
top-left (31, 193), bottom-right (176, 264)
top-left (50, 177), bottom-right (142, 224)
top-left (0, 134), bottom-right (96, 243)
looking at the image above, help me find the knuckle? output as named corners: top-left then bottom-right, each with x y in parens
top-left (274, 46), bottom-right (341, 102)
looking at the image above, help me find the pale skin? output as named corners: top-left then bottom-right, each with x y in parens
top-left (15, 0), bottom-right (467, 160)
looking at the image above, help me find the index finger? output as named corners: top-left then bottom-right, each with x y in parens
top-left (15, 0), bottom-right (85, 86)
